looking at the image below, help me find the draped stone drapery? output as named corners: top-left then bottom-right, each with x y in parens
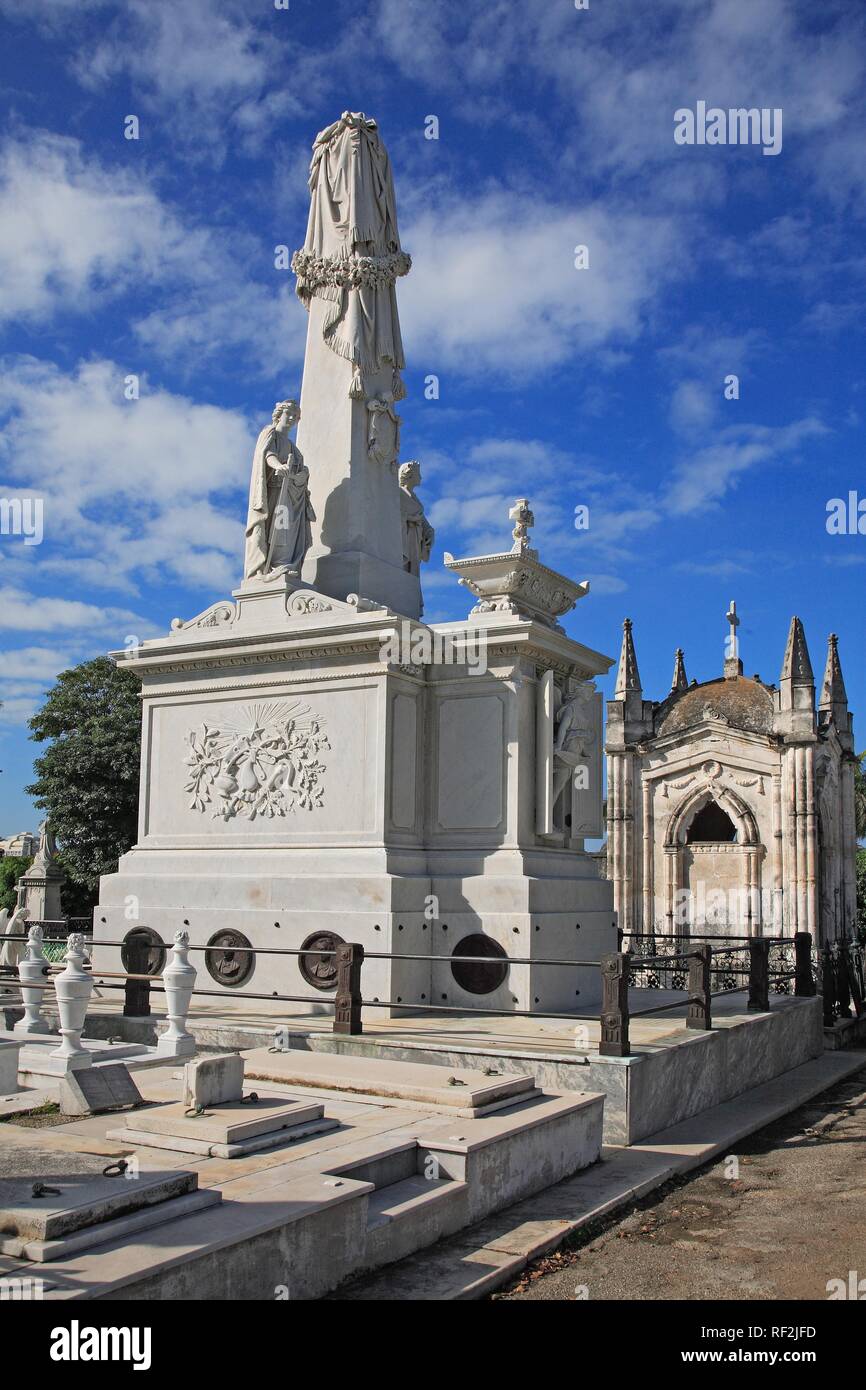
top-left (291, 111), bottom-right (410, 396)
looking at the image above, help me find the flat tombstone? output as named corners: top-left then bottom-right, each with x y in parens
top-left (182, 1052), bottom-right (244, 1109)
top-left (59, 1063), bottom-right (143, 1117)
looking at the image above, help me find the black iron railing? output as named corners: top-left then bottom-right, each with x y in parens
top-left (0, 925), bottom-right (827, 1058)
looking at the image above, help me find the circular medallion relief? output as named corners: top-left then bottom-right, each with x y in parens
top-left (205, 929), bottom-right (254, 988)
top-left (450, 934), bottom-right (509, 996)
top-left (121, 926), bottom-right (166, 976)
top-left (299, 931), bottom-right (344, 991)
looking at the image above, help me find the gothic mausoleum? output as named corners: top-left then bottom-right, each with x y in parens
top-left (606, 604), bottom-right (857, 943)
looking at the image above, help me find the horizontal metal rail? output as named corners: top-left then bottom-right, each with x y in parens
top-left (357, 998), bottom-right (597, 1020)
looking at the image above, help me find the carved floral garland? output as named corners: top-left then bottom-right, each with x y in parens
top-left (184, 701), bottom-right (329, 821)
top-left (291, 249), bottom-right (412, 295)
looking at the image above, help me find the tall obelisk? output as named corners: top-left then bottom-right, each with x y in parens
top-left (292, 112), bottom-right (420, 618)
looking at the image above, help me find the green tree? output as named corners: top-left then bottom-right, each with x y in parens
top-left (855, 750), bottom-right (866, 842)
top-left (857, 848), bottom-right (866, 944)
top-left (25, 657), bottom-right (141, 903)
top-left (0, 856), bottom-right (32, 913)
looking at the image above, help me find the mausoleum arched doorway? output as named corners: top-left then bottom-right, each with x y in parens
top-left (664, 786), bottom-right (763, 937)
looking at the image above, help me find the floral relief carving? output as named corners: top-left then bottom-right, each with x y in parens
top-left (184, 701), bottom-right (329, 821)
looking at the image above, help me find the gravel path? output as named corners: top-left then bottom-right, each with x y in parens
top-left (496, 1058), bottom-right (866, 1301)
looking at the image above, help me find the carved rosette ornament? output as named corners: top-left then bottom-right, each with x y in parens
top-left (184, 700), bottom-right (329, 821)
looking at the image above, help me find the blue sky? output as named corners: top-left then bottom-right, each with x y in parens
top-left (0, 0), bottom-right (864, 831)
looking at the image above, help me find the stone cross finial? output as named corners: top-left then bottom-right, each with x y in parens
top-left (725, 599), bottom-right (740, 643)
top-left (724, 600), bottom-right (742, 678)
top-left (509, 498), bottom-right (535, 555)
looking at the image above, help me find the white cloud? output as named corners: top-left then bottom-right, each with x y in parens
top-left (0, 356), bottom-right (254, 598)
top-left (0, 131), bottom-right (189, 323)
top-left (0, 644), bottom-right (83, 727)
top-left (0, 646), bottom-right (76, 680)
top-left (377, 0), bottom-right (866, 200)
top-left (665, 418), bottom-right (829, 515)
top-left (669, 381), bottom-right (717, 435)
top-left (0, 130), bottom-right (306, 372)
top-left (0, 588), bottom-right (149, 635)
top-left (65, 0), bottom-right (342, 159)
top-left (400, 189), bottom-right (688, 376)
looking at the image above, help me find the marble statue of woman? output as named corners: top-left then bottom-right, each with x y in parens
top-left (32, 818), bottom-right (58, 871)
top-left (367, 392), bottom-right (402, 467)
top-left (398, 461), bottom-right (434, 575)
top-left (552, 683), bottom-right (596, 819)
top-left (243, 400), bottom-right (315, 581)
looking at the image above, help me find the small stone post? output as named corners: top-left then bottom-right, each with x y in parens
top-left (14, 924), bottom-right (52, 1035)
top-left (333, 942), bottom-right (364, 1035)
top-left (599, 952), bottom-right (630, 1057)
top-left (156, 930), bottom-right (197, 1058)
top-left (747, 938), bottom-right (770, 1013)
top-left (50, 933), bottom-right (94, 1070)
top-left (687, 943), bottom-right (712, 1030)
top-left (124, 935), bottom-right (152, 1017)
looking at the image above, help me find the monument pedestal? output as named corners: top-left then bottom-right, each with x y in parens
top-left (96, 564), bottom-right (616, 1017)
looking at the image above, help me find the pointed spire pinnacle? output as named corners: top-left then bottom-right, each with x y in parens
top-left (780, 616), bottom-right (814, 685)
top-left (671, 648), bottom-right (688, 693)
top-left (615, 617), bottom-right (642, 697)
top-left (820, 632), bottom-right (848, 710)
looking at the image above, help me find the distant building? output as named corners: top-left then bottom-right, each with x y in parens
top-left (606, 606), bottom-right (857, 944)
top-left (0, 832), bottom-right (37, 859)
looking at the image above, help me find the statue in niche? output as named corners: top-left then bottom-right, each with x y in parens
top-left (244, 400), bottom-right (315, 581)
top-left (398, 461), bottom-right (434, 576)
top-left (552, 682), bottom-right (597, 826)
top-left (366, 392), bottom-right (402, 467)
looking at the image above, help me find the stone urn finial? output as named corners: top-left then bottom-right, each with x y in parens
top-left (509, 498), bottom-right (535, 556)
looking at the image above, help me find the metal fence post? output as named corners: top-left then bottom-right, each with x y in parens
top-left (599, 952), bottom-right (630, 1057)
top-left (333, 942), bottom-right (364, 1036)
top-left (124, 937), bottom-right (151, 1018)
top-left (794, 931), bottom-right (815, 997)
top-left (821, 942), bottom-right (836, 1027)
top-left (836, 942), bottom-right (853, 1020)
top-left (747, 938), bottom-right (770, 1013)
top-left (687, 943), bottom-right (712, 1030)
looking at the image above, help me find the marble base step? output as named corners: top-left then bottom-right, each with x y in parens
top-left (4, 1188), bottom-right (221, 1263)
top-left (108, 1094), bottom-right (340, 1158)
top-left (0, 1159), bottom-right (199, 1246)
top-left (243, 1048), bottom-right (538, 1117)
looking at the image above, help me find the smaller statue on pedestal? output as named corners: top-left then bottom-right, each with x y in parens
top-left (552, 682), bottom-right (597, 826)
top-left (398, 461), bottom-right (434, 577)
top-left (32, 818), bottom-right (58, 872)
top-left (367, 392), bottom-right (402, 468)
top-left (244, 400), bottom-right (315, 581)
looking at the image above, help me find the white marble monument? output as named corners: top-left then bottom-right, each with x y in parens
top-left (95, 112), bottom-right (617, 1015)
top-left (17, 820), bottom-right (64, 922)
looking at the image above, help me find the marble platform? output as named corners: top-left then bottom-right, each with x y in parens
top-left (0, 1050), bottom-right (604, 1298)
top-left (109, 1094), bottom-right (338, 1158)
top-left (0, 1146), bottom-right (219, 1263)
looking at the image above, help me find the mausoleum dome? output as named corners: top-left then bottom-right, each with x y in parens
top-left (656, 675), bottom-right (774, 737)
